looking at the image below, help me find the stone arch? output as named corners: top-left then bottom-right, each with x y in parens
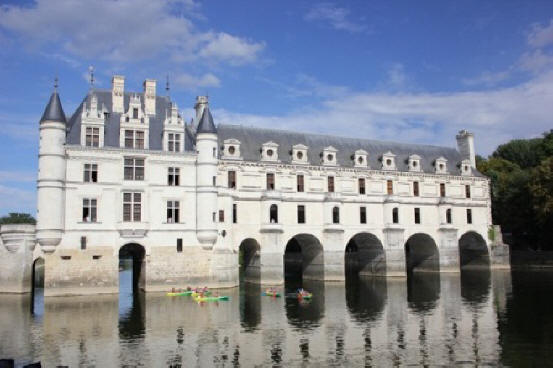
top-left (459, 231), bottom-right (490, 269)
top-left (284, 234), bottom-right (324, 281)
top-left (31, 257), bottom-right (45, 315)
top-left (345, 233), bottom-right (386, 277)
top-left (239, 238), bottom-right (261, 283)
top-left (404, 233), bottom-right (440, 273)
top-left (119, 243), bottom-right (146, 293)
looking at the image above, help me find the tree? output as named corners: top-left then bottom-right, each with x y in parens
top-left (0, 213), bottom-right (36, 225)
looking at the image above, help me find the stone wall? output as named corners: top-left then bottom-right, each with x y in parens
top-left (0, 224), bottom-right (36, 293)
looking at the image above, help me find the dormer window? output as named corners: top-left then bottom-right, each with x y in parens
top-left (460, 159), bottom-right (472, 176)
top-left (292, 144), bottom-right (309, 164)
top-left (435, 157), bottom-right (448, 174)
top-left (168, 133), bottom-right (181, 152)
top-left (408, 154), bottom-right (421, 172)
top-left (322, 146), bottom-right (338, 166)
top-left (382, 151), bottom-right (396, 170)
top-left (222, 139), bottom-right (242, 160)
top-left (81, 94), bottom-right (106, 148)
top-left (261, 141), bottom-right (279, 162)
top-left (133, 108), bottom-right (138, 119)
top-left (354, 149), bottom-right (368, 168)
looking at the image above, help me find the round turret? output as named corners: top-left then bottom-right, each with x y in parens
top-left (36, 82), bottom-right (67, 253)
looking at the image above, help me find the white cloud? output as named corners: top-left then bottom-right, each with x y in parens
top-left (462, 70), bottom-right (512, 87)
top-left (0, 185), bottom-right (35, 216)
top-left (519, 49), bottom-right (553, 73)
top-left (174, 72), bottom-right (220, 89)
top-left (0, 171), bottom-right (36, 183)
top-left (305, 3), bottom-right (366, 33)
top-left (528, 19), bottom-right (553, 48)
top-left (0, 0), bottom-right (264, 66)
top-left (214, 70), bottom-right (553, 156)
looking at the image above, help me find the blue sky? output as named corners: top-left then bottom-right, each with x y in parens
top-left (1, 0), bottom-right (553, 215)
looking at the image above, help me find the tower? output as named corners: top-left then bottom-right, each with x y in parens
top-left (195, 99), bottom-right (218, 246)
top-left (36, 80), bottom-right (67, 253)
top-left (456, 130), bottom-right (476, 168)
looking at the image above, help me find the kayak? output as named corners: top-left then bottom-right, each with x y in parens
top-left (195, 296), bottom-right (229, 302)
top-left (298, 293), bottom-right (312, 300)
top-left (167, 291), bottom-right (193, 296)
top-left (262, 291), bottom-right (281, 297)
top-left (191, 291), bottom-right (212, 297)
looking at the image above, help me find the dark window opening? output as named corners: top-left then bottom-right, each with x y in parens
top-left (267, 173), bottom-right (275, 190)
top-left (387, 180), bottom-right (393, 195)
top-left (232, 204), bottom-right (237, 224)
top-left (332, 206), bottom-right (340, 224)
top-left (228, 170), bottom-right (236, 189)
top-left (360, 206), bottom-right (367, 224)
top-left (270, 204), bottom-right (278, 223)
top-left (392, 207), bottom-right (399, 224)
top-left (81, 236), bottom-right (87, 250)
top-left (440, 183), bottom-right (446, 197)
top-left (168, 167), bottom-right (180, 186)
top-left (328, 176), bottom-right (335, 193)
top-left (359, 178), bottom-right (366, 194)
top-left (414, 208), bottom-right (421, 224)
top-left (446, 209), bottom-right (452, 224)
top-left (467, 209), bottom-right (472, 224)
top-left (167, 201), bottom-right (180, 223)
top-left (82, 198), bottom-right (97, 222)
top-left (177, 238), bottom-right (183, 253)
top-left (297, 205), bottom-right (305, 224)
top-left (413, 181), bottom-right (419, 197)
top-left (133, 108), bottom-right (138, 119)
top-left (465, 185), bottom-right (471, 199)
top-left (297, 174), bottom-right (304, 192)
top-left (219, 210), bottom-right (225, 222)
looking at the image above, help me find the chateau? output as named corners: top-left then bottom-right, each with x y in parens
top-left (0, 76), bottom-right (510, 296)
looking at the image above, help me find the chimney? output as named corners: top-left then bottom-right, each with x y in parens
top-left (144, 79), bottom-right (156, 115)
top-left (112, 75), bottom-right (125, 113)
top-left (194, 96), bottom-right (208, 122)
top-left (456, 130), bottom-right (475, 168)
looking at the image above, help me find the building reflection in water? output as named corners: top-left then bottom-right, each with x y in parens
top-left (0, 270), bottom-right (519, 366)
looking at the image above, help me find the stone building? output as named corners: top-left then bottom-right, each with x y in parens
top-left (0, 76), bottom-right (509, 296)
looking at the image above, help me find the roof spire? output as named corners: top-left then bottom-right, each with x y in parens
top-left (54, 76), bottom-right (59, 92)
top-left (41, 77), bottom-right (66, 124)
top-left (196, 106), bottom-right (217, 134)
top-left (88, 66), bottom-right (95, 89)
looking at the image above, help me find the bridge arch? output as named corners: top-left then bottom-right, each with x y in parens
top-left (119, 243), bottom-right (146, 293)
top-left (31, 257), bottom-right (45, 314)
top-left (239, 238), bottom-right (261, 283)
top-left (284, 234), bottom-right (324, 281)
top-left (404, 233), bottom-right (440, 273)
top-left (459, 231), bottom-right (490, 269)
top-left (345, 232), bottom-right (386, 277)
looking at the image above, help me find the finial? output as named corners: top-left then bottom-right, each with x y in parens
top-left (166, 74), bottom-right (170, 96)
top-left (88, 66), bottom-right (95, 88)
top-left (54, 76), bottom-right (59, 91)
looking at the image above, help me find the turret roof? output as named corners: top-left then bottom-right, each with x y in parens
top-left (40, 91), bottom-right (66, 124)
top-left (196, 106), bottom-right (217, 134)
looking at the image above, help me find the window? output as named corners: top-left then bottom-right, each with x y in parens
top-left (85, 127), bottom-right (99, 147)
top-left (297, 174), bottom-right (304, 192)
top-left (124, 130), bottom-right (144, 149)
top-left (360, 206), bottom-right (367, 224)
top-left (177, 238), bottom-right (183, 253)
top-left (168, 133), bottom-right (181, 152)
top-left (359, 178), bottom-right (366, 195)
top-left (167, 201), bottom-right (180, 223)
top-left (213, 147), bottom-right (217, 158)
top-left (123, 192), bottom-right (141, 222)
top-left (124, 158), bottom-right (145, 180)
top-left (218, 210), bottom-right (224, 222)
top-left (413, 181), bottom-right (419, 197)
top-left (465, 185), bottom-right (471, 199)
top-left (80, 236), bottom-right (86, 250)
top-left (328, 176), bottom-right (335, 193)
top-left (332, 206), bottom-right (340, 224)
top-left (213, 176), bottom-right (216, 186)
top-left (82, 198), bottom-right (97, 222)
top-left (466, 209), bottom-right (472, 224)
top-left (228, 170), bottom-right (236, 189)
top-left (392, 207), bottom-right (399, 224)
top-left (267, 173), bottom-right (275, 190)
top-left (84, 163), bottom-right (98, 183)
top-left (297, 205), bottom-right (305, 224)
top-left (414, 208), bottom-right (421, 224)
top-left (387, 180), bottom-right (393, 195)
top-left (440, 183), bottom-right (446, 197)
top-left (446, 209), bottom-right (452, 224)
top-left (270, 204), bottom-right (278, 223)
top-left (133, 108), bottom-right (139, 119)
top-left (232, 203), bottom-right (237, 224)
top-left (168, 167), bottom-right (180, 186)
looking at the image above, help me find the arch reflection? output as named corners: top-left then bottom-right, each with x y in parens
top-left (407, 272), bottom-right (441, 313)
top-left (460, 269), bottom-right (491, 307)
top-left (240, 282), bottom-right (261, 331)
top-left (346, 276), bottom-right (387, 324)
top-left (285, 280), bottom-right (324, 330)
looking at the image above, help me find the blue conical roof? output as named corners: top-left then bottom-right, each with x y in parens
top-left (196, 106), bottom-right (217, 134)
top-left (40, 91), bottom-right (66, 124)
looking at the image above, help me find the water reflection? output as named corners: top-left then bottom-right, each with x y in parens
top-left (15, 269), bottom-right (553, 366)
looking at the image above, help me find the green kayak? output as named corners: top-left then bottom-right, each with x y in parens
top-left (196, 296), bottom-right (229, 302)
top-left (167, 291), bottom-right (193, 296)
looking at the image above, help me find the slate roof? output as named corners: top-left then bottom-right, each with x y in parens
top-left (40, 91), bottom-right (66, 124)
top-left (65, 89), bottom-right (480, 176)
top-left (217, 124), bottom-right (481, 176)
top-left (66, 89), bottom-right (195, 151)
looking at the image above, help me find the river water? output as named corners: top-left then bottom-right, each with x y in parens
top-left (0, 268), bottom-right (552, 367)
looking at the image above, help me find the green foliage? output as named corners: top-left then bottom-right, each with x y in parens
top-left (480, 131), bottom-right (553, 250)
top-left (0, 212), bottom-right (36, 225)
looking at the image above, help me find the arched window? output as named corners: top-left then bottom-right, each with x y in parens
top-left (446, 208), bottom-right (452, 224)
top-left (392, 207), bottom-right (399, 224)
top-left (270, 204), bottom-right (278, 223)
top-left (332, 206), bottom-right (340, 224)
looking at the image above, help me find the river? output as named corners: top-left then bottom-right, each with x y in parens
top-left (0, 268), bottom-right (551, 366)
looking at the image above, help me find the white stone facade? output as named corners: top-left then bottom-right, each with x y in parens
top-left (0, 75), bottom-right (510, 296)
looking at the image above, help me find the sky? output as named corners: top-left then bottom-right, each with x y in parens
top-left (0, 0), bottom-right (552, 215)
